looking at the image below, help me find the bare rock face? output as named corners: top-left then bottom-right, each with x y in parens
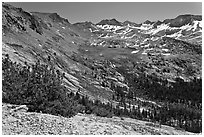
top-left (48, 13), bottom-right (70, 24)
top-left (96, 18), bottom-right (123, 26)
top-left (2, 3), bottom-right (43, 35)
top-left (167, 14), bottom-right (202, 27)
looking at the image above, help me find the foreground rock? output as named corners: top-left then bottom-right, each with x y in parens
top-left (2, 103), bottom-right (196, 135)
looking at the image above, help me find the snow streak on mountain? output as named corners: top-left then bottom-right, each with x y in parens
top-left (2, 3), bottom-right (202, 135)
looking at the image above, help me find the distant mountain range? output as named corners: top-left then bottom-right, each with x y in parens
top-left (2, 3), bottom-right (202, 134)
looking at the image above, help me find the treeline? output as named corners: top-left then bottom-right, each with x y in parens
top-left (114, 66), bottom-right (202, 133)
top-left (2, 55), bottom-right (202, 133)
top-left (2, 55), bottom-right (113, 118)
top-left (117, 66), bottom-right (201, 106)
top-left (70, 51), bottom-right (202, 133)
top-left (2, 54), bottom-right (83, 117)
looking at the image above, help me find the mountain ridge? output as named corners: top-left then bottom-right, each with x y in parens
top-left (2, 3), bottom-right (202, 134)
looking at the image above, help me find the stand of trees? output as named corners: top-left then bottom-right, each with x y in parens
top-left (2, 55), bottom-right (202, 133)
top-left (114, 66), bottom-right (202, 133)
top-left (2, 54), bottom-right (83, 117)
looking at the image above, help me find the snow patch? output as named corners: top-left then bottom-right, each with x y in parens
top-left (97, 25), bottom-right (124, 31)
top-left (146, 48), bottom-right (153, 51)
top-left (123, 28), bottom-right (133, 34)
top-left (141, 44), bottom-right (150, 48)
top-left (149, 24), bottom-right (169, 35)
top-left (139, 24), bottom-right (153, 30)
top-left (162, 44), bottom-right (167, 47)
top-left (162, 53), bottom-right (171, 56)
top-left (99, 41), bottom-right (105, 46)
top-left (162, 48), bottom-right (169, 52)
top-left (180, 24), bottom-right (192, 31)
top-left (131, 44), bottom-right (139, 48)
top-left (151, 37), bottom-right (159, 41)
top-left (192, 21), bottom-right (202, 31)
top-left (131, 50), bottom-right (140, 54)
top-left (167, 30), bottom-right (182, 38)
top-left (142, 52), bottom-right (147, 55)
top-left (143, 38), bottom-right (149, 42)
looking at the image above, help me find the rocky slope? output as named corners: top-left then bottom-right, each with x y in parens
top-left (2, 103), bottom-right (196, 135)
top-left (2, 3), bottom-right (201, 96)
top-left (2, 3), bottom-right (202, 134)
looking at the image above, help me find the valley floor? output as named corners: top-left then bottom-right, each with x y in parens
top-left (2, 103), bottom-right (196, 135)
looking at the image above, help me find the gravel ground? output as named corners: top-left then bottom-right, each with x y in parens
top-left (2, 103), bottom-right (196, 135)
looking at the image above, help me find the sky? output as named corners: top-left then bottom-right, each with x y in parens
top-left (7, 2), bottom-right (202, 24)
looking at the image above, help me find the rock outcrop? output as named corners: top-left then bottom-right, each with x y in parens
top-left (2, 103), bottom-right (196, 135)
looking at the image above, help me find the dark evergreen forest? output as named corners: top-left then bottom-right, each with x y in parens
top-left (2, 55), bottom-right (202, 133)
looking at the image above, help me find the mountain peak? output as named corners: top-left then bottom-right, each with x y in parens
top-left (96, 18), bottom-right (122, 26)
top-left (176, 14), bottom-right (202, 19)
top-left (143, 20), bottom-right (154, 24)
top-left (73, 21), bottom-right (96, 30)
top-left (31, 12), bottom-right (70, 24)
top-left (48, 12), bottom-right (70, 24)
top-left (165, 14), bottom-right (202, 27)
top-left (152, 20), bottom-right (162, 28)
top-left (123, 20), bottom-right (141, 27)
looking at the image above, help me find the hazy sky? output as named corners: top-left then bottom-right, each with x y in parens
top-left (8, 2), bottom-right (202, 24)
